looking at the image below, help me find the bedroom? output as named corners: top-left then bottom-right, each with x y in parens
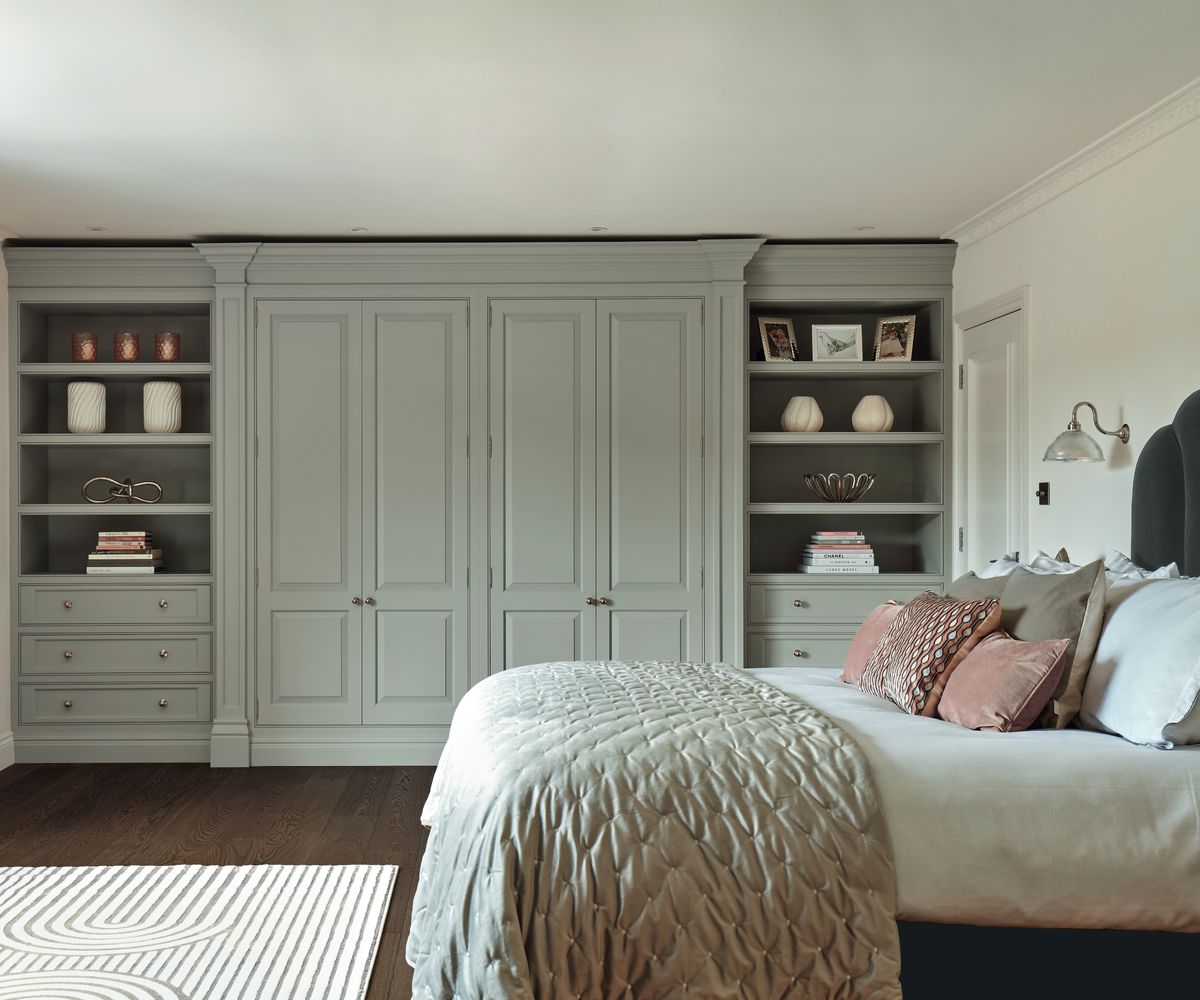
top-left (1, 2), bottom-right (1198, 998)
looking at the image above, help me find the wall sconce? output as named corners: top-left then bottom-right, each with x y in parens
top-left (1043, 401), bottom-right (1130, 463)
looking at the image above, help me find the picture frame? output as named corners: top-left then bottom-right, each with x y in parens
top-left (874, 315), bottom-right (917, 361)
top-left (811, 324), bottom-right (864, 362)
top-left (758, 317), bottom-right (798, 362)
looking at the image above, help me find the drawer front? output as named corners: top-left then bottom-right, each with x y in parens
top-left (748, 632), bottom-right (854, 669)
top-left (20, 586), bottom-right (211, 626)
top-left (748, 584), bottom-right (938, 625)
top-left (19, 684), bottom-right (212, 725)
top-left (19, 635), bottom-right (212, 676)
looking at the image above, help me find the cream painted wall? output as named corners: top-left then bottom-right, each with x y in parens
top-left (0, 254), bottom-right (12, 769)
top-left (953, 116), bottom-right (1200, 565)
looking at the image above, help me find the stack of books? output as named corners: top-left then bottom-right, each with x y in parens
top-left (799, 531), bottom-right (878, 574)
top-left (86, 530), bottom-right (164, 574)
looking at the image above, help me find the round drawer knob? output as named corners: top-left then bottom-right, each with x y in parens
top-left (63, 650), bottom-right (74, 659)
top-left (351, 596), bottom-right (362, 606)
top-left (159, 649), bottom-right (169, 659)
top-left (158, 698), bottom-right (169, 708)
top-left (364, 597), bottom-right (377, 606)
top-left (793, 649), bottom-right (808, 658)
top-left (158, 599), bottom-right (169, 609)
top-left (63, 600), bottom-right (73, 609)
top-left (793, 599), bottom-right (807, 608)
top-left (63, 699), bottom-right (73, 709)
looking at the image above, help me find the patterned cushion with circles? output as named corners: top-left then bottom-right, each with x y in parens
top-left (859, 591), bottom-right (1002, 716)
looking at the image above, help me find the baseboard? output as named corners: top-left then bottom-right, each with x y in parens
top-left (0, 732), bottom-right (14, 770)
top-left (250, 740), bottom-right (445, 766)
top-left (209, 719), bottom-right (251, 768)
top-left (14, 739), bottom-right (211, 764)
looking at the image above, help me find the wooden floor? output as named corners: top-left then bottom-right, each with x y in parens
top-left (0, 762), bottom-right (434, 1000)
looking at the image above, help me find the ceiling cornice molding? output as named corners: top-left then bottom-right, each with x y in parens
top-left (946, 76), bottom-right (1200, 249)
top-left (0, 222), bottom-right (17, 240)
top-left (1, 246), bottom-right (213, 288)
top-left (745, 243), bottom-right (956, 289)
top-left (194, 242), bottom-right (262, 283)
top-left (242, 240), bottom-right (762, 285)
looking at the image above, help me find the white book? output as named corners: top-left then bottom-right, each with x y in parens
top-left (802, 557), bottom-right (876, 565)
top-left (798, 564), bottom-right (880, 574)
top-left (85, 565), bottom-right (165, 575)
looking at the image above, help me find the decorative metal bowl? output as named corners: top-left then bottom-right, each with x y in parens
top-left (803, 473), bottom-right (876, 503)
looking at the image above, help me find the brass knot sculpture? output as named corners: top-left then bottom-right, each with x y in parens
top-left (82, 476), bottom-right (164, 504)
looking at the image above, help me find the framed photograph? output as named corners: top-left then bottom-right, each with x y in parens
top-left (874, 315), bottom-right (917, 361)
top-left (758, 317), bottom-right (798, 362)
top-left (812, 324), bottom-right (863, 362)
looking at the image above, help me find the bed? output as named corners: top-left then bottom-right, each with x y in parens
top-left (407, 391), bottom-right (1200, 998)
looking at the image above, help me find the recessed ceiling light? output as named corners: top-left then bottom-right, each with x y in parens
top-left (347, 226), bottom-right (368, 233)
top-left (86, 226), bottom-right (107, 233)
top-left (588, 226), bottom-right (608, 233)
top-left (853, 225), bottom-right (876, 232)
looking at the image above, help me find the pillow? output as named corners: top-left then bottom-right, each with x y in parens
top-left (859, 591), bottom-right (1001, 717)
top-left (999, 560), bottom-right (1106, 729)
top-left (1027, 549), bottom-right (1081, 574)
top-left (1104, 548), bottom-right (1180, 583)
top-left (936, 631), bottom-right (1071, 733)
top-left (839, 601), bottom-right (902, 685)
top-left (1078, 578), bottom-right (1200, 747)
top-left (947, 571), bottom-right (1006, 602)
top-left (978, 553), bottom-right (1021, 579)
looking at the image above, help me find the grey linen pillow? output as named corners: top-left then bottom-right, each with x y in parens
top-left (999, 560), bottom-right (1107, 729)
top-left (947, 572), bottom-right (1007, 602)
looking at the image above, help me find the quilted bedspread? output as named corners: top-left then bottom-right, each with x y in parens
top-left (406, 660), bottom-right (901, 999)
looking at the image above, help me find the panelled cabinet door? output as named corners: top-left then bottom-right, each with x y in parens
top-left (596, 299), bottom-right (704, 662)
top-left (489, 301), bottom-right (597, 669)
top-left (361, 301), bottom-right (470, 725)
top-left (255, 302), bottom-right (364, 725)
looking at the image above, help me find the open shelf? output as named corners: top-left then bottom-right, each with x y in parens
top-left (18, 303), bottom-right (211, 364)
top-left (19, 434), bottom-right (213, 446)
top-left (19, 444), bottom-right (212, 505)
top-left (749, 441), bottom-right (943, 504)
top-left (749, 300), bottom-right (945, 363)
top-left (748, 432), bottom-right (942, 445)
top-left (747, 361), bottom-right (944, 378)
top-left (748, 511), bottom-right (944, 576)
top-left (19, 376), bottom-right (211, 435)
top-left (748, 371), bottom-right (942, 433)
top-left (19, 513), bottom-right (212, 575)
top-left (17, 363), bottom-right (212, 379)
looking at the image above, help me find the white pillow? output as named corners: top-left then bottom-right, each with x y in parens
top-left (1027, 550), bottom-right (1081, 574)
top-left (978, 553), bottom-right (1021, 579)
top-left (1103, 548), bottom-right (1180, 582)
top-left (977, 550), bottom-right (1078, 579)
top-left (1079, 578), bottom-right (1200, 748)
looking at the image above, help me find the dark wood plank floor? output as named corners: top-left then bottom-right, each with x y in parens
top-left (0, 763), bottom-right (434, 1000)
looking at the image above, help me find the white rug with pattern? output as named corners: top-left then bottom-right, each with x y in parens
top-left (0, 864), bottom-right (396, 999)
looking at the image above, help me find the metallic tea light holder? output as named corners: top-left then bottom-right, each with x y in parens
top-left (154, 331), bottom-right (181, 362)
top-left (71, 331), bottom-right (98, 362)
top-left (113, 331), bottom-right (140, 362)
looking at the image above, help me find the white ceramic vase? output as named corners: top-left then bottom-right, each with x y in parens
top-left (852, 394), bottom-right (894, 432)
top-left (67, 381), bottom-right (106, 434)
top-left (780, 396), bottom-right (824, 432)
top-left (144, 380), bottom-right (182, 433)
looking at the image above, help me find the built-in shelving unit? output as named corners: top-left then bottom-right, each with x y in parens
top-left (738, 245), bottom-right (956, 668)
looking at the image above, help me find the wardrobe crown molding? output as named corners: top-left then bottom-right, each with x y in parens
top-left (745, 243), bottom-right (956, 289)
top-left (2, 246), bottom-right (214, 288)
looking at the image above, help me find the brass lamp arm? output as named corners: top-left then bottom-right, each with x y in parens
top-left (1069, 400), bottom-right (1130, 444)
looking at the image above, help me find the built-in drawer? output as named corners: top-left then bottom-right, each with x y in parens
top-left (747, 632), bottom-right (855, 669)
top-left (19, 683), bottom-right (212, 725)
top-left (19, 585), bottom-right (211, 626)
top-left (19, 634), bottom-right (212, 676)
top-left (748, 584), bottom-right (939, 625)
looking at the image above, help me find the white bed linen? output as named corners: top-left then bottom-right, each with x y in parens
top-left (750, 667), bottom-right (1200, 931)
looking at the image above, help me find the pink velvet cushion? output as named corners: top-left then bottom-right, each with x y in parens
top-left (840, 601), bottom-right (902, 685)
top-left (937, 630), bottom-right (1071, 733)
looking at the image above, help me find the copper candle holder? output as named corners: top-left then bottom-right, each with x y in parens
top-left (71, 331), bottom-right (98, 363)
top-left (113, 331), bottom-right (140, 362)
top-left (154, 331), bottom-right (181, 362)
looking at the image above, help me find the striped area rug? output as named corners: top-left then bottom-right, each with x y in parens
top-left (0, 864), bottom-right (396, 999)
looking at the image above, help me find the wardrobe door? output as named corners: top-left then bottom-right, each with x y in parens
top-left (361, 301), bottom-right (470, 725)
top-left (255, 302), bottom-right (364, 725)
top-left (596, 299), bottom-right (704, 662)
top-left (489, 301), bottom-right (597, 669)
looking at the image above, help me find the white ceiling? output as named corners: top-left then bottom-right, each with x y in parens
top-left (1, 1), bottom-right (1198, 241)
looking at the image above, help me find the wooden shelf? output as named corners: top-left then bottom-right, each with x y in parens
top-left (18, 573), bottom-right (214, 585)
top-left (747, 361), bottom-right (943, 378)
top-left (748, 502), bottom-right (945, 515)
top-left (18, 434), bottom-right (213, 446)
top-left (747, 432), bottom-right (943, 446)
top-left (18, 504), bottom-right (214, 516)
top-left (747, 572), bottom-right (945, 586)
top-left (17, 363), bottom-right (212, 379)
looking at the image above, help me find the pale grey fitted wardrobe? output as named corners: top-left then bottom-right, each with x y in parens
top-left (3, 240), bottom-right (953, 766)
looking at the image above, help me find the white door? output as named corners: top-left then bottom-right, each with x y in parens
top-left (960, 307), bottom-right (1026, 574)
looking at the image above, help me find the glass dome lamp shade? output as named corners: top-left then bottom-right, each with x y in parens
top-left (1042, 400), bottom-right (1130, 463)
top-left (1043, 428), bottom-right (1105, 462)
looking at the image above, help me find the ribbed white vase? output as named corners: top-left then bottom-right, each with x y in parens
top-left (144, 380), bottom-right (182, 433)
top-left (67, 381), bottom-right (106, 434)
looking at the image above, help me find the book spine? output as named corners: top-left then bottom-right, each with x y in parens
top-left (811, 531), bottom-right (864, 538)
top-left (85, 566), bottom-right (165, 574)
top-left (802, 556), bottom-right (876, 563)
top-left (798, 565), bottom-right (880, 574)
top-left (805, 545), bottom-right (872, 551)
top-left (96, 532), bottom-right (151, 538)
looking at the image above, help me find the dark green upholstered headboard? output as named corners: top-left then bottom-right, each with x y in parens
top-left (1131, 390), bottom-right (1200, 577)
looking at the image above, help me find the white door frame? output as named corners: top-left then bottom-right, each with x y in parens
top-left (952, 287), bottom-right (1030, 578)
